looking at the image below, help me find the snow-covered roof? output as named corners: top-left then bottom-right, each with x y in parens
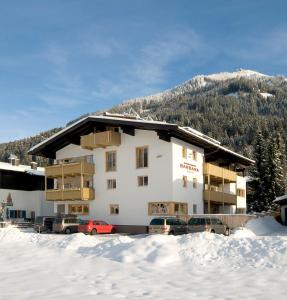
top-left (274, 195), bottom-right (287, 204)
top-left (0, 162), bottom-right (44, 176)
top-left (29, 114), bottom-right (254, 165)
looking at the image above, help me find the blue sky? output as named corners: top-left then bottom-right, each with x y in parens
top-left (0, 0), bottom-right (287, 142)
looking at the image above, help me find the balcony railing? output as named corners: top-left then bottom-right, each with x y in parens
top-left (81, 130), bottom-right (121, 149)
top-left (46, 187), bottom-right (94, 201)
top-left (45, 161), bottom-right (95, 178)
top-left (204, 163), bottom-right (237, 182)
top-left (203, 190), bottom-right (237, 205)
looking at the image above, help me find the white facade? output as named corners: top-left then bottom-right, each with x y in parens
top-left (52, 128), bottom-right (247, 225)
top-left (0, 162), bottom-right (54, 219)
top-left (0, 189), bottom-right (53, 219)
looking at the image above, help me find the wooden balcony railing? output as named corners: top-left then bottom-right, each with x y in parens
top-left (203, 190), bottom-right (237, 205)
top-left (45, 161), bottom-right (94, 178)
top-left (81, 131), bottom-right (121, 149)
top-left (204, 163), bottom-right (237, 182)
top-left (46, 187), bottom-right (94, 201)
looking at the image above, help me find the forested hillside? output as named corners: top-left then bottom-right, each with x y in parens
top-left (1, 70), bottom-right (287, 165)
top-left (0, 128), bottom-right (61, 165)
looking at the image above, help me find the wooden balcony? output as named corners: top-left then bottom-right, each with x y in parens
top-left (148, 202), bottom-right (188, 216)
top-left (203, 190), bottom-right (237, 205)
top-left (45, 161), bottom-right (95, 178)
top-left (46, 188), bottom-right (94, 201)
top-left (204, 163), bottom-right (237, 182)
top-left (81, 131), bottom-right (121, 149)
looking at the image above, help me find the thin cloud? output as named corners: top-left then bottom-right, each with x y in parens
top-left (224, 28), bottom-right (287, 66)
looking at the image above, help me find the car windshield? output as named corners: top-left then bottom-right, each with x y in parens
top-left (188, 218), bottom-right (205, 225)
top-left (150, 218), bottom-right (164, 225)
top-left (80, 220), bottom-right (89, 225)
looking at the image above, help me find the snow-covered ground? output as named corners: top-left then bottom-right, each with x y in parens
top-left (0, 217), bottom-right (287, 300)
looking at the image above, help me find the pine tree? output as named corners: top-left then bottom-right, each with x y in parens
top-left (266, 134), bottom-right (286, 208)
top-left (248, 131), bottom-right (269, 212)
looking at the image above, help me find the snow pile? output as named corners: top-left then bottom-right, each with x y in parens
top-left (246, 216), bottom-right (287, 236)
top-left (1, 226), bottom-right (287, 269)
top-left (1, 224), bottom-right (287, 299)
top-left (232, 227), bottom-right (256, 238)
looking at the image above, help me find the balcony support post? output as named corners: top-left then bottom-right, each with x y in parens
top-left (61, 164), bottom-right (64, 201)
top-left (208, 173), bottom-right (211, 214)
top-left (222, 171), bottom-right (225, 213)
top-left (80, 162), bottom-right (84, 199)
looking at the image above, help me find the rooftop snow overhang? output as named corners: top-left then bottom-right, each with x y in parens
top-left (28, 115), bottom-right (254, 166)
top-left (274, 195), bottom-right (287, 205)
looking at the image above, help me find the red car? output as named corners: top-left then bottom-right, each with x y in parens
top-left (78, 219), bottom-right (116, 235)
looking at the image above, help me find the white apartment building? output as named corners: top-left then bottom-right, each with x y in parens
top-left (29, 113), bottom-right (253, 231)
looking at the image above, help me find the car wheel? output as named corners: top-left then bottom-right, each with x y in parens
top-left (91, 229), bottom-right (97, 235)
top-left (168, 231), bottom-right (175, 235)
top-left (225, 228), bottom-right (230, 236)
top-left (210, 229), bottom-right (215, 234)
top-left (111, 228), bottom-right (116, 234)
top-left (65, 228), bottom-right (71, 234)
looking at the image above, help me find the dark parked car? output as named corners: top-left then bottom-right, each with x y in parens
top-left (188, 217), bottom-right (230, 236)
top-left (53, 216), bottom-right (80, 234)
top-left (149, 217), bottom-right (187, 235)
top-left (34, 216), bottom-right (55, 233)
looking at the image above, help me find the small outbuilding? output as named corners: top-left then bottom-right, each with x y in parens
top-left (274, 195), bottom-right (287, 225)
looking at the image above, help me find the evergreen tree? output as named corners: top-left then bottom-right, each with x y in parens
top-left (266, 134), bottom-right (286, 208)
top-left (248, 131), bottom-right (269, 211)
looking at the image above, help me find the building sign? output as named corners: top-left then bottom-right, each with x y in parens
top-left (6, 193), bottom-right (13, 206)
top-left (149, 203), bottom-right (169, 215)
top-left (180, 162), bottom-right (199, 173)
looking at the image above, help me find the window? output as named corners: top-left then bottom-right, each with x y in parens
top-left (183, 176), bottom-right (188, 188)
top-left (68, 204), bottom-right (89, 215)
top-left (57, 204), bottom-right (65, 214)
top-left (136, 147), bottom-right (148, 168)
top-left (138, 176), bottom-right (148, 187)
top-left (106, 151), bottom-right (117, 172)
top-left (193, 178), bottom-right (197, 188)
top-left (9, 210), bottom-right (26, 219)
top-left (237, 189), bottom-right (245, 197)
top-left (107, 179), bottom-right (117, 189)
top-left (174, 203), bottom-right (188, 215)
top-left (192, 150), bottom-right (197, 161)
top-left (182, 146), bottom-right (187, 158)
top-left (193, 204), bottom-right (197, 214)
top-left (110, 204), bottom-right (119, 215)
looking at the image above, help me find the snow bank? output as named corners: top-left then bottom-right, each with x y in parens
top-left (1, 226), bottom-right (287, 269)
top-left (246, 216), bottom-right (287, 236)
top-left (1, 226), bottom-right (287, 299)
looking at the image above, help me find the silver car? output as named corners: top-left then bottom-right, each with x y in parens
top-left (188, 217), bottom-right (230, 236)
top-left (53, 216), bottom-right (80, 234)
top-left (149, 217), bottom-right (187, 235)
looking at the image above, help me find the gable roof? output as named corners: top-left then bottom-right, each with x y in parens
top-left (28, 115), bottom-right (254, 166)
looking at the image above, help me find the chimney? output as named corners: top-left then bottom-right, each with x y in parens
top-left (30, 162), bottom-right (38, 170)
top-left (8, 154), bottom-right (19, 166)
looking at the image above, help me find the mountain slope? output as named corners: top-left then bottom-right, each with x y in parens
top-left (1, 69), bottom-right (287, 164)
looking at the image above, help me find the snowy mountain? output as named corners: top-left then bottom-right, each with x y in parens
top-left (1, 69), bottom-right (287, 164)
top-left (123, 69), bottom-right (270, 105)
